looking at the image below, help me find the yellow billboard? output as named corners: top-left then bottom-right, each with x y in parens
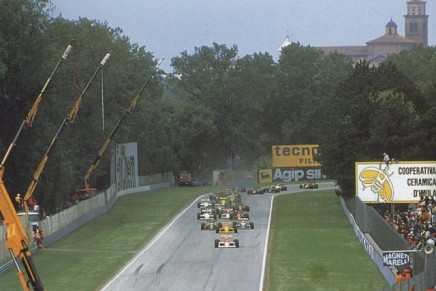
top-left (272, 145), bottom-right (320, 168)
top-left (259, 169), bottom-right (273, 184)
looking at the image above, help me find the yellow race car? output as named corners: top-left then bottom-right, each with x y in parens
top-left (216, 221), bottom-right (238, 234)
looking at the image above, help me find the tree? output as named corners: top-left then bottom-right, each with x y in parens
top-left (171, 44), bottom-right (279, 173)
top-left (318, 61), bottom-right (423, 197)
top-left (0, 0), bottom-right (53, 200)
top-left (271, 43), bottom-right (352, 144)
top-left (171, 43), bottom-right (240, 170)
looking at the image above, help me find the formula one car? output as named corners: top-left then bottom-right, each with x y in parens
top-left (219, 208), bottom-right (234, 219)
top-left (216, 222), bottom-right (238, 233)
top-left (276, 183), bottom-right (287, 191)
top-left (197, 212), bottom-right (217, 220)
top-left (235, 219), bottom-right (254, 230)
top-left (209, 191), bottom-right (242, 205)
top-left (228, 202), bottom-right (250, 212)
top-left (300, 182), bottom-right (318, 189)
top-left (199, 206), bottom-right (217, 214)
top-left (268, 186), bottom-right (280, 193)
top-left (214, 235), bottom-right (240, 248)
top-left (229, 211), bottom-right (249, 220)
top-left (201, 219), bottom-right (219, 230)
top-left (216, 222), bottom-right (238, 234)
top-left (197, 199), bottom-right (215, 208)
top-left (246, 187), bottom-right (265, 194)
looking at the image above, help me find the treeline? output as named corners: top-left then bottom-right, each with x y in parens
top-left (1, 1), bottom-right (436, 213)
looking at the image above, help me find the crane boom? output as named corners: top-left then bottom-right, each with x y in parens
top-left (22, 53), bottom-right (111, 212)
top-left (0, 43), bottom-right (74, 291)
top-left (0, 42), bottom-right (73, 170)
top-left (0, 176), bottom-right (44, 290)
top-left (82, 59), bottom-right (163, 189)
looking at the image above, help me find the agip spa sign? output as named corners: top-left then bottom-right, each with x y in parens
top-left (355, 161), bottom-right (436, 203)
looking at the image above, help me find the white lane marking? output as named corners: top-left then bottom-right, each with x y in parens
top-left (100, 194), bottom-right (207, 291)
top-left (259, 194), bottom-right (275, 291)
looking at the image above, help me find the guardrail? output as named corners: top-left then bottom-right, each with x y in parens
top-left (0, 172), bottom-right (173, 274)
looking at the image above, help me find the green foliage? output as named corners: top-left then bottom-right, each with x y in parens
top-left (317, 59), bottom-right (429, 197)
top-left (271, 44), bottom-right (352, 143)
top-left (0, 1), bottom-right (160, 212)
top-left (2, 0), bottom-right (436, 209)
top-left (171, 45), bottom-right (279, 171)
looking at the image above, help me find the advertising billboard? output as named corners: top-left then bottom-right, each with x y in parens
top-left (355, 161), bottom-right (436, 203)
top-left (272, 145), bottom-right (320, 168)
top-left (114, 142), bottom-right (139, 191)
top-left (272, 167), bottom-right (324, 182)
top-left (259, 169), bottom-right (273, 184)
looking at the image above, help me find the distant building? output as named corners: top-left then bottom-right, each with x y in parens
top-left (279, 32), bottom-right (292, 52)
top-left (280, 0), bottom-right (429, 66)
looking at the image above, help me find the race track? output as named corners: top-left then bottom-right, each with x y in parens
top-left (100, 182), bottom-right (335, 291)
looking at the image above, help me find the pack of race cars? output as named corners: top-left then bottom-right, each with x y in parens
top-left (197, 189), bottom-right (254, 248)
top-left (246, 183), bottom-right (287, 195)
top-left (197, 182), bottom-right (318, 248)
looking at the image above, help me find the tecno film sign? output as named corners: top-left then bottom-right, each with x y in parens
top-left (355, 161), bottom-right (436, 203)
top-left (272, 145), bottom-right (320, 168)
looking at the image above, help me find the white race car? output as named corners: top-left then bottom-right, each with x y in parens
top-left (197, 212), bottom-right (217, 220)
top-left (214, 235), bottom-right (240, 248)
top-left (235, 219), bottom-right (254, 230)
top-left (197, 199), bottom-right (215, 208)
top-left (219, 208), bottom-right (234, 219)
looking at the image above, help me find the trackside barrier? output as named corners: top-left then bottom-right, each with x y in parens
top-left (0, 172), bottom-right (173, 275)
top-left (341, 196), bottom-right (436, 290)
top-left (340, 197), bottom-right (396, 285)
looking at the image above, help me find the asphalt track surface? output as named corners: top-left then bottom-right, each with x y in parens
top-left (100, 182), bottom-right (335, 291)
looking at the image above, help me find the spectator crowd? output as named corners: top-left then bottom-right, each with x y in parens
top-left (378, 196), bottom-right (436, 250)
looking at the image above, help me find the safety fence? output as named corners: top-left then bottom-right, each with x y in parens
top-left (0, 172), bottom-right (173, 274)
top-left (342, 196), bottom-right (436, 290)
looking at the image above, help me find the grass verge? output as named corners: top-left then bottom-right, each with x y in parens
top-left (264, 190), bottom-right (387, 291)
top-left (0, 187), bottom-right (388, 290)
top-left (0, 186), bottom-right (213, 291)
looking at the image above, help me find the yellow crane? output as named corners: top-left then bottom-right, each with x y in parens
top-left (22, 53), bottom-right (111, 213)
top-left (79, 59), bottom-right (163, 194)
top-left (0, 42), bottom-right (73, 291)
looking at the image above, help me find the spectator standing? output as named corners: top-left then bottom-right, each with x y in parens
top-left (32, 228), bottom-right (45, 249)
top-left (432, 205), bottom-right (436, 224)
top-left (383, 153), bottom-right (390, 168)
top-left (15, 193), bottom-right (24, 211)
top-left (402, 267), bottom-right (412, 281)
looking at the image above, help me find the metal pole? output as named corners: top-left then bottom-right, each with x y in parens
top-left (101, 69), bottom-right (105, 131)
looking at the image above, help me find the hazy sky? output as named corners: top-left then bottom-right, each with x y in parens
top-left (49, 0), bottom-right (435, 72)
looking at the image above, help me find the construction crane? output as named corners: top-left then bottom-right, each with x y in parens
top-left (22, 53), bottom-right (111, 213)
top-left (0, 42), bottom-right (73, 173)
top-left (79, 59), bottom-right (163, 195)
top-left (0, 43), bottom-right (73, 291)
